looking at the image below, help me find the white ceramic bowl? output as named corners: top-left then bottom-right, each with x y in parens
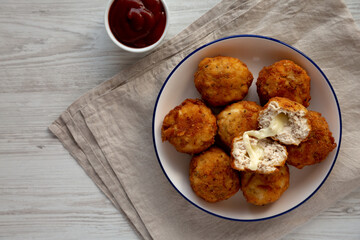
top-left (152, 35), bottom-right (342, 221)
top-left (104, 0), bottom-right (169, 53)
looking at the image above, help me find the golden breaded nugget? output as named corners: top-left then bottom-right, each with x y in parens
top-left (161, 99), bottom-right (217, 154)
top-left (217, 101), bottom-right (262, 148)
top-left (286, 111), bottom-right (337, 169)
top-left (256, 60), bottom-right (311, 107)
top-left (189, 147), bottom-right (240, 203)
top-left (194, 56), bottom-right (253, 107)
top-left (241, 165), bottom-right (289, 206)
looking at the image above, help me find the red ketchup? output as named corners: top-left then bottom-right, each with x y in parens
top-left (108, 0), bottom-right (166, 48)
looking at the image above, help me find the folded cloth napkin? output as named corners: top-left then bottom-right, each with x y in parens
top-left (49, 0), bottom-right (360, 239)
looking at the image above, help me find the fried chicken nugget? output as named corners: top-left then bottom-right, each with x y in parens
top-left (194, 56), bottom-right (253, 107)
top-left (231, 136), bottom-right (288, 174)
top-left (256, 60), bottom-right (311, 107)
top-left (241, 165), bottom-right (290, 206)
top-left (161, 98), bottom-right (217, 154)
top-left (217, 101), bottom-right (262, 148)
top-left (259, 97), bottom-right (311, 145)
top-left (189, 147), bottom-right (240, 203)
top-left (286, 111), bottom-right (337, 169)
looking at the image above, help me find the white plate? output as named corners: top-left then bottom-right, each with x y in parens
top-left (152, 35), bottom-right (342, 221)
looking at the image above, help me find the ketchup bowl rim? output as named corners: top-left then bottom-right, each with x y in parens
top-left (104, 0), bottom-right (169, 53)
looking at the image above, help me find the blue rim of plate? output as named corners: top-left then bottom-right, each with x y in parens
top-left (152, 34), bottom-right (342, 222)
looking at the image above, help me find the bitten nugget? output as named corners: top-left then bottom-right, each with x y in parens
top-left (189, 147), bottom-right (240, 203)
top-left (258, 97), bottom-right (310, 145)
top-left (256, 60), bottom-right (311, 107)
top-left (241, 165), bottom-right (290, 206)
top-left (161, 99), bottom-right (217, 154)
top-left (217, 101), bottom-right (262, 148)
top-left (231, 136), bottom-right (288, 174)
top-left (194, 56), bottom-right (253, 107)
top-left (286, 111), bottom-right (337, 169)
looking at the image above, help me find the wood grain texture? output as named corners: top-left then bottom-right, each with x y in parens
top-left (0, 0), bottom-right (359, 239)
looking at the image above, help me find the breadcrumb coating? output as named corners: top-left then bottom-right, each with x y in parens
top-left (256, 60), bottom-right (311, 107)
top-left (241, 165), bottom-right (290, 206)
top-left (194, 56), bottom-right (253, 106)
top-left (286, 111), bottom-right (337, 169)
top-left (161, 99), bottom-right (217, 154)
top-left (217, 101), bottom-right (262, 148)
top-left (190, 147), bottom-right (240, 203)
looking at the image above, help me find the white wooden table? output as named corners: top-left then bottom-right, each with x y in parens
top-left (0, 0), bottom-right (359, 239)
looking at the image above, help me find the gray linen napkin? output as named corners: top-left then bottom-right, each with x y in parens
top-left (49, 0), bottom-right (360, 239)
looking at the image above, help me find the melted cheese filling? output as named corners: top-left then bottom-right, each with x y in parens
top-left (242, 113), bottom-right (289, 170)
